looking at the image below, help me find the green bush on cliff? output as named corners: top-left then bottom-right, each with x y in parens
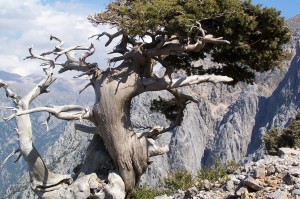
top-left (264, 113), bottom-right (300, 155)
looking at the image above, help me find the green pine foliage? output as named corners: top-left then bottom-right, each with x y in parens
top-left (150, 96), bottom-right (178, 122)
top-left (93, 0), bottom-right (290, 83)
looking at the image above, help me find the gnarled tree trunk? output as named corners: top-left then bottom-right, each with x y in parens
top-left (1, 19), bottom-right (233, 197)
top-left (91, 62), bottom-right (149, 195)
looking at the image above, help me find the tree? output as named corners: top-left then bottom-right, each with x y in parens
top-left (0, 0), bottom-right (290, 198)
top-left (263, 113), bottom-right (300, 155)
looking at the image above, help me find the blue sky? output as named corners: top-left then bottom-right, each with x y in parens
top-left (252, 0), bottom-right (299, 19)
top-left (0, 0), bottom-right (298, 76)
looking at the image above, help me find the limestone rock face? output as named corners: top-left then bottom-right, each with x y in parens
top-left (137, 15), bottom-right (300, 187)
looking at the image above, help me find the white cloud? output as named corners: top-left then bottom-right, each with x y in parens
top-left (0, 0), bottom-right (114, 77)
top-left (0, 55), bottom-right (41, 75)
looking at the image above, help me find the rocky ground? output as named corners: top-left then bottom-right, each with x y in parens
top-left (156, 147), bottom-right (300, 199)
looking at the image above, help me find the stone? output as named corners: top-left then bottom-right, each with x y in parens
top-left (254, 165), bottom-right (266, 179)
top-left (234, 168), bottom-right (242, 175)
top-left (265, 177), bottom-right (278, 188)
top-left (292, 189), bottom-right (300, 196)
top-left (283, 173), bottom-right (296, 185)
top-left (236, 187), bottom-right (249, 199)
top-left (185, 186), bottom-right (198, 198)
top-left (290, 167), bottom-right (300, 177)
top-left (154, 195), bottom-right (173, 199)
top-left (275, 164), bottom-right (285, 173)
top-left (225, 180), bottom-right (235, 192)
top-left (294, 184), bottom-right (300, 189)
top-left (243, 176), bottom-right (263, 191)
top-left (266, 164), bottom-right (276, 176)
top-left (292, 189), bottom-right (300, 195)
top-left (233, 179), bottom-right (241, 185)
top-left (278, 148), bottom-right (300, 158)
top-left (173, 190), bottom-right (185, 199)
top-left (204, 179), bottom-right (211, 191)
top-left (237, 175), bottom-right (246, 180)
top-left (214, 182), bottom-right (221, 188)
top-left (268, 189), bottom-right (288, 199)
top-left (104, 172), bottom-right (126, 199)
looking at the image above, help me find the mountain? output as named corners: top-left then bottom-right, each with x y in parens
top-left (1, 15), bottom-right (300, 198)
top-left (0, 72), bottom-right (94, 197)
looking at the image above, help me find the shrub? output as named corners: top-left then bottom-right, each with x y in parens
top-left (132, 186), bottom-right (163, 199)
top-left (150, 96), bottom-right (178, 122)
top-left (197, 160), bottom-right (239, 189)
top-left (164, 169), bottom-right (194, 192)
top-left (263, 128), bottom-right (282, 155)
top-left (263, 113), bottom-right (300, 155)
top-left (133, 162), bottom-right (239, 198)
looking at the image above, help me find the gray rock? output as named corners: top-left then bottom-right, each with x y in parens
top-left (237, 175), bottom-right (246, 180)
top-left (283, 173), bottom-right (296, 185)
top-left (266, 164), bottom-right (276, 176)
top-left (278, 148), bottom-right (300, 158)
top-left (254, 165), bottom-right (266, 179)
top-left (185, 186), bottom-right (198, 198)
top-left (243, 176), bottom-right (263, 191)
top-left (294, 184), bottom-right (300, 189)
top-left (290, 167), bottom-right (300, 177)
top-left (225, 180), bottom-right (235, 192)
top-left (292, 161), bottom-right (300, 166)
top-left (204, 179), bottom-right (211, 191)
top-left (236, 187), bottom-right (248, 198)
top-left (275, 164), bottom-right (285, 173)
top-left (154, 195), bottom-right (173, 199)
top-left (268, 189), bottom-right (288, 199)
top-left (293, 189), bottom-right (300, 196)
top-left (173, 190), bottom-right (185, 199)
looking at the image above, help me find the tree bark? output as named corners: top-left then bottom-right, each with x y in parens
top-left (1, 27), bottom-right (234, 197)
top-left (90, 63), bottom-right (149, 195)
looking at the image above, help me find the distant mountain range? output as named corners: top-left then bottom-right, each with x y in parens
top-left (0, 71), bottom-right (94, 197)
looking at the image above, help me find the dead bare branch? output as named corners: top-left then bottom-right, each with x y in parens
top-left (0, 80), bottom-right (19, 104)
top-left (143, 74), bottom-right (233, 92)
top-left (40, 35), bottom-right (64, 56)
top-left (1, 148), bottom-right (20, 168)
top-left (9, 105), bottom-right (93, 121)
top-left (23, 67), bottom-right (56, 105)
top-left (74, 124), bottom-right (98, 134)
top-left (24, 47), bottom-right (56, 68)
top-left (79, 82), bottom-right (93, 94)
top-left (89, 29), bottom-right (126, 47)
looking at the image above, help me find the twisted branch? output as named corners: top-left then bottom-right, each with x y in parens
top-left (0, 148), bottom-right (20, 168)
top-left (0, 81), bottom-right (19, 104)
top-left (143, 74), bottom-right (233, 92)
top-left (5, 105), bottom-right (93, 122)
